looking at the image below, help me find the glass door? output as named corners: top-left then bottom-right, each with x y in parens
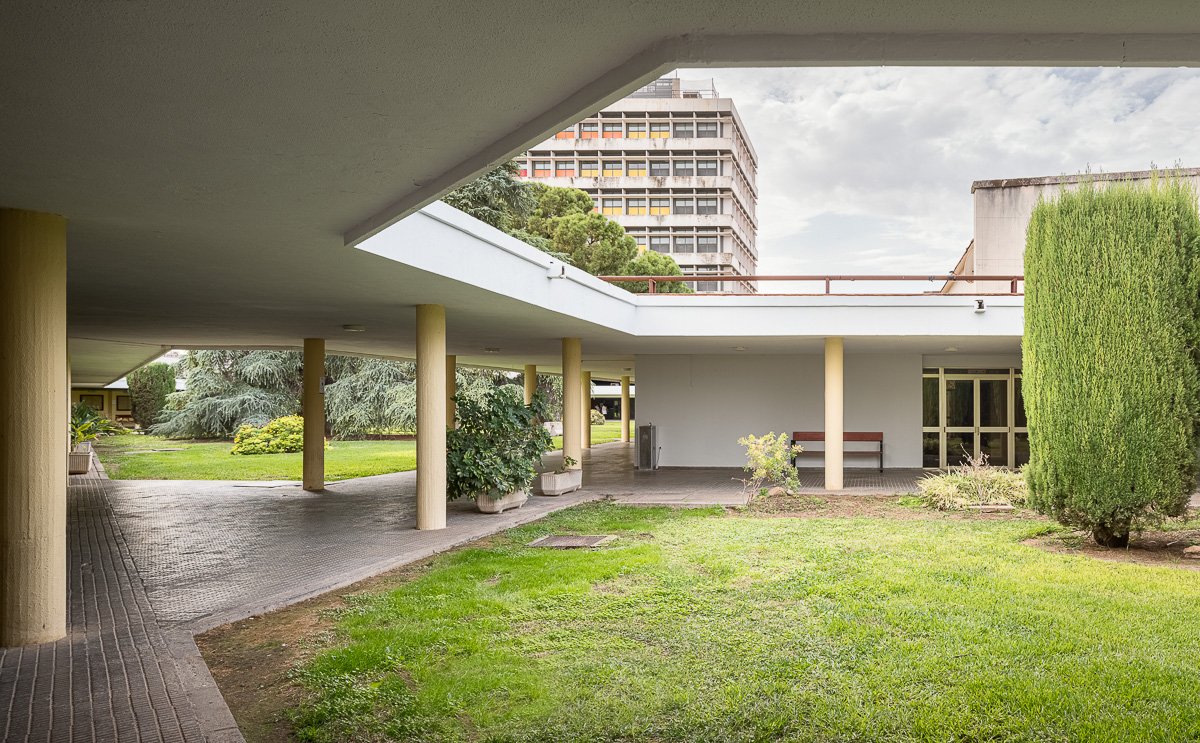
top-left (922, 368), bottom-right (1025, 468)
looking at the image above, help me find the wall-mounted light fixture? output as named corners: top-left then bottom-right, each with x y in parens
top-left (974, 299), bottom-right (986, 314)
top-left (546, 260), bottom-right (566, 279)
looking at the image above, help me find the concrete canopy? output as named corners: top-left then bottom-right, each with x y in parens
top-left (4, 2), bottom-right (1196, 382)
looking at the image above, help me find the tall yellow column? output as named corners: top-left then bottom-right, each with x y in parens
top-left (620, 375), bottom-right (631, 443)
top-left (824, 337), bottom-right (844, 491)
top-left (445, 355), bottom-right (456, 428)
top-left (302, 338), bottom-right (325, 492)
top-left (581, 371), bottom-right (592, 449)
top-left (523, 364), bottom-right (537, 405)
top-left (416, 305), bottom-right (447, 530)
top-left (561, 339), bottom-right (582, 469)
top-left (1, 209), bottom-right (68, 646)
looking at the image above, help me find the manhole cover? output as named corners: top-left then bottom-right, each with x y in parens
top-left (527, 535), bottom-right (616, 549)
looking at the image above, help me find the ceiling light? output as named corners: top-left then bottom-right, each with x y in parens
top-left (342, 324), bottom-right (366, 332)
top-left (944, 346), bottom-right (958, 352)
top-left (483, 347), bottom-right (501, 354)
top-left (732, 346), bottom-right (747, 351)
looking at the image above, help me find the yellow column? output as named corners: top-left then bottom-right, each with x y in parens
top-left (523, 364), bottom-right (537, 405)
top-left (581, 371), bottom-right (592, 449)
top-left (620, 375), bottom-right (631, 443)
top-left (445, 355), bottom-right (456, 428)
top-left (302, 338), bottom-right (325, 492)
top-left (824, 337), bottom-right (844, 491)
top-left (416, 305), bottom-right (447, 530)
top-left (561, 339), bottom-right (582, 469)
top-left (1, 209), bottom-right (68, 646)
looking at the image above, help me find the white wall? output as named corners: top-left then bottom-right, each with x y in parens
top-left (635, 353), bottom-right (922, 468)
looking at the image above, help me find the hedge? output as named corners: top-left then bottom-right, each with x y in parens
top-left (1023, 176), bottom-right (1200, 546)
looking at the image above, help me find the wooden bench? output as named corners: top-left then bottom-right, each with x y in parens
top-left (791, 431), bottom-right (884, 472)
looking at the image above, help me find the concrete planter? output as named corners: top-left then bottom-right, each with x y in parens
top-left (475, 488), bottom-right (529, 514)
top-left (68, 444), bottom-right (92, 475)
top-left (539, 468), bottom-right (582, 496)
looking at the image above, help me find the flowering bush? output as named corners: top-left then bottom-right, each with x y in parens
top-left (738, 432), bottom-right (803, 495)
top-left (231, 415), bottom-right (321, 455)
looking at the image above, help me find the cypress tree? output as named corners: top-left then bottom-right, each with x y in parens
top-left (1023, 177), bottom-right (1200, 547)
top-left (126, 362), bottom-right (176, 430)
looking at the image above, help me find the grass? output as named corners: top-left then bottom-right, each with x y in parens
top-left (287, 504), bottom-right (1200, 742)
top-left (551, 419), bottom-right (628, 450)
top-left (95, 434), bottom-right (416, 481)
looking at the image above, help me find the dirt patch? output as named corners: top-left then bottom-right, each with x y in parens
top-left (195, 558), bottom-right (439, 742)
top-left (742, 493), bottom-right (1034, 521)
top-left (1025, 526), bottom-right (1200, 571)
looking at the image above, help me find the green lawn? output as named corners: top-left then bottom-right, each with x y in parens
top-left (290, 504), bottom-right (1200, 742)
top-left (551, 419), bottom-right (628, 450)
top-left (95, 435), bottom-right (416, 481)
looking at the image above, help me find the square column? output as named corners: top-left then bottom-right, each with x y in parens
top-left (824, 337), bottom-right (844, 491)
top-left (416, 305), bottom-right (447, 530)
top-left (581, 371), bottom-right (592, 449)
top-left (1, 209), bottom-right (68, 646)
top-left (302, 338), bottom-right (325, 492)
top-left (446, 355), bottom-right (456, 428)
top-left (524, 364), bottom-right (537, 405)
top-left (620, 375), bottom-right (631, 442)
top-left (561, 339), bottom-right (582, 469)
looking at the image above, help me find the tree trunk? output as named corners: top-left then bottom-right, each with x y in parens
top-left (1092, 521), bottom-right (1130, 548)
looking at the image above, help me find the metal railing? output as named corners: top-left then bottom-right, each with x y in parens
top-left (597, 274), bottom-right (1025, 296)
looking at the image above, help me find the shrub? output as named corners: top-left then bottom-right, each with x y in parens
top-left (70, 402), bottom-right (122, 449)
top-left (918, 453), bottom-right (1027, 510)
top-left (447, 387), bottom-right (553, 501)
top-left (126, 362), bottom-right (176, 429)
top-left (590, 409), bottom-right (605, 425)
top-left (231, 415), bottom-right (316, 455)
top-left (1024, 177), bottom-right (1200, 547)
top-left (737, 432), bottom-right (802, 495)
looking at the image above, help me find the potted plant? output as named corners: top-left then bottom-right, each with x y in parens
top-left (447, 386), bottom-right (553, 514)
top-left (539, 455), bottom-right (583, 496)
top-left (69, 402), bottom-right (119, 474)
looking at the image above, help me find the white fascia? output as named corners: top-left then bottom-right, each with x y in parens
top-left (359, 202), bottom-right (1023, 341)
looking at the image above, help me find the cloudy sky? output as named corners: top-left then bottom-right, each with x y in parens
top-left (677, 67), bottom-right (1200, 280)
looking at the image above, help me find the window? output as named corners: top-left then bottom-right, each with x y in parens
top-left (627, 122), bottom-right (646, 139)
top-left (602, 161), bottom-right (622, 177)
top-left (634, 235), bottom-right (647, 251)
top-left (673, 197), bottom-right (695, 214)
top-left (673, 160), bottom-right (694, 176)
top-left (673, 236), bottom-right (695, 253)
top-left (591, 197), bottom-right (600, 212)
top-left (580, 122), bottom-right (599, 139)
top-left (601, 198), bottom-right (622, 216)
top-left (518, 165), bottom-right (528, 177)
top-left (696, 280), bottom-right (721, 292)
top-left (697, 160), bottom-right (719, 177)
top-left (555, 161), bottom-right (575, 176)
top-left (697, 197), bottom-right (719, 215)
top-left (602, 123), bottom-right (623, 138)
top-left (533, 160), bottom-right (551, 177)
top-left (579, 160), bottom-right (598, 177)
top-left (116, 395), bottom-right (132, 412)
top-left (649, 236), bottom-right (670, 253)
top-left (650, 197), bottom-right (670, 215)
top-left (626, 161), bottom-right (647, 176)
top-left (650, 122), bottom-right (670, 138)
top-left (555, 127), bottom-right (575, 139)
top-left (649, 160), bottom-right (670, 177)
top-left (698, 235), bottom-right (720, 253)
top-left (697, 121), bottom-right (719, 138)
top-left (627, 198), bottom-right (647, 215)
top-left (673, 122), bottom-right (694, 138)
top-left (79, 394), bottom-right (105, 411)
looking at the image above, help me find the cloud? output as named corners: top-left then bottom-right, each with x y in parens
top-left (677, 66), bottom-right (1200, 276)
